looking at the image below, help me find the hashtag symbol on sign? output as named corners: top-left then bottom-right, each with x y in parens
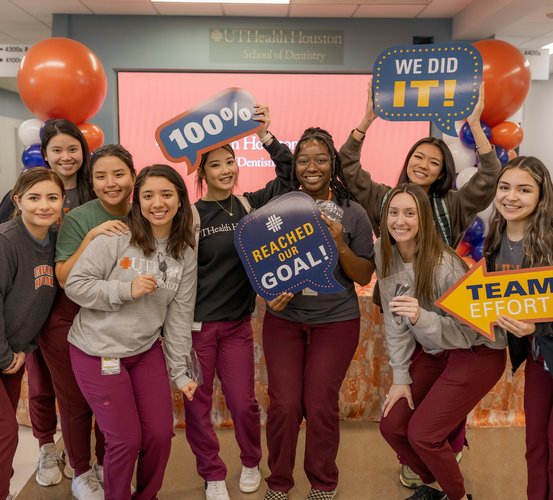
top-left (119, 257), bottom-right (132, 269)
top-left (266, 215), bottom-right (283, 233)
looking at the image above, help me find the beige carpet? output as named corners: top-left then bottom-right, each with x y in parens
top-left (16, 422), bottom-right (526, 499)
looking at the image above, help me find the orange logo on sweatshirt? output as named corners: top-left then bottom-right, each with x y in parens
top-left (119, 257), bottom-right (132, 269)
top-left (34, 265), bottom-right (54, 289)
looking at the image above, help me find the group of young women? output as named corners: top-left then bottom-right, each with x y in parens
top-left (1, 83), bottom-right (552, 500)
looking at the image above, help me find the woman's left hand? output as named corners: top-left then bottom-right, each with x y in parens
top-left (389, 296), bottom-right (420, 325)
top-left (180, 382), bottom-right (198, 401)
top-left (321, 214), bottom-right (345, 250)
top-left (466, 82), bottom-right (485, 127)
top-left (254, 105), bottom-right (271, 138)
top-left (496, 315), bottom-right (536, 337)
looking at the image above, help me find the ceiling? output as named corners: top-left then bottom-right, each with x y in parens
top-left (1, 0), bottom-right (553, 92)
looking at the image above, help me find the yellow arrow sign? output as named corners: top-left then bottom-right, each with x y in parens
top-left (435, 259), bottom-right (553, 341)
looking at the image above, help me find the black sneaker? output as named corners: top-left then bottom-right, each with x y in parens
top-left (405, 485), bottom-right (448, 500)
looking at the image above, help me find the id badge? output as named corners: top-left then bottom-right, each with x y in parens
top-left (101, 357), bottom-right (120, 375)
top-left (302, 287), bottom-right (318, 296)
top-left (191, 321), bottom-right (203, 332)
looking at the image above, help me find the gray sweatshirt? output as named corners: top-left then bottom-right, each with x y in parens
top-left (374, 239), bottom-right (506, 385)
top-left (65, 232), bottom-right (197, 390)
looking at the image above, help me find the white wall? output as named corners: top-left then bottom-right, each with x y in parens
top-left (0, 116), bottom-right (23, 198)
top-left (520, 78), bottom-right (553, 169)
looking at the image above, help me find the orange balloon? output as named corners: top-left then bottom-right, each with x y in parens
top-left (462, 256), bottom-right (476, 268)
top-left (17, 38), bottom-right (107, 124)
top-left (508, 149), bottom-right (517, 160)
top-left (456, 241), bottom-right (471, 257)
top-left (78, 122), bottom-right (104, 152)
top-left (490, 121), bottom-right (524, 151)
top-left (473, 40), bottom-right (531, 126)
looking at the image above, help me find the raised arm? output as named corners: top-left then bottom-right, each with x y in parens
top-left (245, 105), bottom-right (296, 207)
top-left (339, 85), bottom-right (390, 234)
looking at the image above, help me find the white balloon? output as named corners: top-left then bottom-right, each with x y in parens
top-left (478, 203), bottom-right (495, 235)
top-left (448, 139), bottom-right (478, 173)
top-left (456, 166), bottom-right (478, 190)
top-left (442, 133), bottom-right (458, 146)
top-left (18, 118), bottom-right (43, 147)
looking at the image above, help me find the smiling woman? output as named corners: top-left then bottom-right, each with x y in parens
top-left (0, 168), bottom-right (65, 500)
top-left (64, 164), bottom-right (197, 500)
top-left (37, 144), bottom-right (137, 500)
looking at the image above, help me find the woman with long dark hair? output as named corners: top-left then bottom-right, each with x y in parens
top-left (65, 164), bottom-right (198, 500)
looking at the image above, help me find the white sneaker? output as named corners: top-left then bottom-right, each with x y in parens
top-left (71, 468), bottom-right (104, 500)
top-left (205, 480), bottom-right (230, 500)
top-left (61, 448), bottom-right (74, 479)
top-left (35, 443), bottom-right (62, 486)
top-left (239, 465), bottom-right (261, 493)
top-left (93, 463), bottom-right (104, 486)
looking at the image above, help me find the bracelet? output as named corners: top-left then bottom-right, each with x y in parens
top-left (354, 127), bottom-right (366, 138)
top-left (260, 132), bottom-right (273, 145)
top-left (475, 142), bottom-right (491, 150)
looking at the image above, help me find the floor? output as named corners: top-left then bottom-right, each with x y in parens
top-left (12, 422), bottom-right (526, 499)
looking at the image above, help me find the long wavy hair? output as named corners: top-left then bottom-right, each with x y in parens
top-left (293, 127), bottom-right (355, 206)
top-left (128, 164), bottom-right (194, 259)
top-left (379, 183), bottom-right (466, 307)
top-left (40, 119), bottom-right (95, 204)
top-left (484, 156), bottom-right (553, 268)
top-left (396, 137), bottom-right (456, 197)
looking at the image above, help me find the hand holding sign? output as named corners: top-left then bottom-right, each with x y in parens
top-left (436, 259), bottom-right (553, 340)
top-left (373, 42), bottom-right (482, 135)
top-left (234, 192), bottom-right (344, 300)
top-left (156, 88), bottom-right (263, 173)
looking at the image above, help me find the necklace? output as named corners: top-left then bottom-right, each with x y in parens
top-left (208, 195), bottom-right (233, 216)
top-left (507, 237), bottom-right (522, 252)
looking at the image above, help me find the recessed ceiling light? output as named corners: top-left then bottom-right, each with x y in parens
top-left (152, 0), bottom-right (290, 4)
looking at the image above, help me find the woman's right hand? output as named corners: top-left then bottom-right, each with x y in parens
top-left (131, 274), bottom-right (158, 299)
top-left (382, 383), bottom-right (414, 418)
top-left (181, 382), bottom-right (198, 401)
top-left (2, 351), bottom-right (25, 374)
top-left (87, 220), bottom-right (128, 241)
top-left (266, 292), bottom-right (294, 312)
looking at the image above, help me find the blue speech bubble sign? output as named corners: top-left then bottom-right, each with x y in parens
top-left (373, 42), bottom-right (482, 135)
top-left (155, 88), bottom-right (263, 174)
top-left (234, 192), bottom-right (345, 300)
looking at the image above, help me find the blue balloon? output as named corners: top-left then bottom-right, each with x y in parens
top-left (464, 216), bottom-right (485, 244)
top-left (22, 144), bottom-right (46, 168)
top-left (470, 239), bottom-right (484, 260)
top-left (459, 121), bottom-right (491, 149)
top-left (495, 145), bottom-right (510, 167)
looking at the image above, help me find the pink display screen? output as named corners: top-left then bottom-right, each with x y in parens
top-left (117, 72), bottom-right (429, 201)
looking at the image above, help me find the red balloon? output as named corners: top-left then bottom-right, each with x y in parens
top-left (456, 241), bottom-right (471, 257)
top-left (508, 149), bottom-right (517, 160)
top-left (490, 121), bottom-right (524, 151)
top-left (473, 40), bottom-right (531, 126)
top-left (79, 122), bottom-right (104, 152)
top-left (17, 38), bottom-right (107, 124)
